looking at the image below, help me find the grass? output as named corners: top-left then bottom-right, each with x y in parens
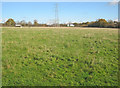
top-left (2, 27), bottom-right (118, 86)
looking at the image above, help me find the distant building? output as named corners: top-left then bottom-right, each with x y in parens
top-left (15, 24), bottom-right (22, 27)
top-left (67, 23), bottom-right (74, 27)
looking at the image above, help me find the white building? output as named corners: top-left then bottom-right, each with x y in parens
top-left (67, 23), bottom-right (74, 27)
top-left (15, 24), bottom-right (22, 27)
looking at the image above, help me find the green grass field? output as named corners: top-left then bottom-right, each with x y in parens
top-left (2, 27), bottom-right (118, 86)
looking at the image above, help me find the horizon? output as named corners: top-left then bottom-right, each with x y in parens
top-left (1, 2), bottom-right (118, 24)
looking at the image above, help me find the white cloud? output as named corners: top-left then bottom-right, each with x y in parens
top-left (0, 18), bottom-right (8, 23)
top-left (114, 19), bottom-right (118, 21)
top-left (0, 19), bottom-right (2, 23)
top-left (109, 0), bottom-right (118, 5)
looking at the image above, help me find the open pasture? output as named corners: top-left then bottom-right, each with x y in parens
top-left (2, 27), bottom-right (118, 86)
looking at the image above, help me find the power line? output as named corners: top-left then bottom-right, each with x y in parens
top-left (55, 3), bottom-right (60, 27)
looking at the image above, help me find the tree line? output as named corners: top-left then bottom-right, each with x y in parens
top-left (1, 18), bottom-right (120, 28)
top-left (1, 19), bottom-right (48, 27)
top-left (73, 19), bottom-right (119, 28)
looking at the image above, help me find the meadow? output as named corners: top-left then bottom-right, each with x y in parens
top-left (2, 27), bottom-right (118, 86)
